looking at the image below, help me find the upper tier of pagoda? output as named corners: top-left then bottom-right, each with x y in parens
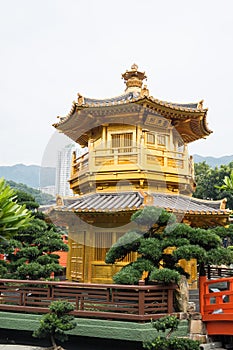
top-left (53, 64), bottom-right (212, 146)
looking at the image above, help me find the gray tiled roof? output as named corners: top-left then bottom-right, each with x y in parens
top-left (84, 92), bottom-right (139, 105)
top-left (170, 102), bottom-right (198, 109)
top-left (150, 193), bottom-right (224, 213)
top-left (59, 192), bottom-right (227, 214)
top-left (83, 96), bottom-right (199, 110)
top-left (65, 192), bottom-right (143, 211)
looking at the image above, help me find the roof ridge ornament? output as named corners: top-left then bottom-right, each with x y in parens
top-left (197, 99), bottom-right (204, 109)
top-left (122, 64), bottom-right (147, 93)
top-left (140, 84), bottom-right (149, 97)
top-left (77, 93), bottom-right (84, 106)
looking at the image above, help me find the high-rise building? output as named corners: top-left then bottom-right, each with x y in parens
top-left (55, 144), bottom-right (79, 196)
top-left (39, 185), bottom-right (56, 197)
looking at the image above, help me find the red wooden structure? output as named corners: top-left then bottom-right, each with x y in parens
top-left (200, 275), bottom-right (233, 335)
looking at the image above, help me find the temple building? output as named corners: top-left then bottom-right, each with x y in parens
top-left (50, 64), bottom-right (230, 285)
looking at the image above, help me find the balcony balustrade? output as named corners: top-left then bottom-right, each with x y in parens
top-left (71, 147), bottom-right (191, 177)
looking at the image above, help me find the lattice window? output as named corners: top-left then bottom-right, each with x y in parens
top-left (111, 133), bottom-right (133, 153)
top-left (157, 134), bottom-right (166, 146)
top-left (94, 232), bottom-right (113, 261)
top-left (147, 132), bottom-right (155, 144)
top-left (70, 242), bottom-right (84, 279)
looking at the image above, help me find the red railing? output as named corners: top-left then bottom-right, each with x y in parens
top-left (200, 276), bottom-right (233, 335)
top-left (0, 279), bottom-right (177, 322)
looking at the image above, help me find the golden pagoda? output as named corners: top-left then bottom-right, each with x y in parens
top-left (51, 64), bottom-right (229, 284)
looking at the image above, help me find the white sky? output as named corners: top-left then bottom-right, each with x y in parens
top-left (1, 0), bottom-right (233, 166)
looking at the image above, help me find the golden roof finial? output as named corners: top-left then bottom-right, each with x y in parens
top-left (131, 63), bottom-right (138, 71)
top-left (122, 64), bottom-right (147, 92)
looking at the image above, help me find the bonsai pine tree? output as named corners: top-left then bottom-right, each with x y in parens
top-left (105, 206), bottom-right (233, 285)
top-left (33, 300), bottom-right (76, 350)
top-left (0, 217), bottom-right (68, 280)
top-left (143, 315), bottom-right (200, 350)
top-left (0, 186), bottom-right (68, 280)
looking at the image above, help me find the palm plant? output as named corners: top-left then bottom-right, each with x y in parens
top-left (0, 178), bottom-right (32, 243)
top-left (216, 170), bottom-right (233, 192)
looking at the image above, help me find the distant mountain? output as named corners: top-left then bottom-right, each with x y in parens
top-left (0, 164), bottom-right (56, 188)
top-left (192, 154), bottom-right (233, 167)
top-left (7, 180), bottom-right (55, 205)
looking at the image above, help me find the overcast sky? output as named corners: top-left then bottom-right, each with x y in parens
top-left (1, 0), bottom-right (233, 166)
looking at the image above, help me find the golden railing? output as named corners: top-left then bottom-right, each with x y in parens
top-left (71, 147), bottom-right (189, 176)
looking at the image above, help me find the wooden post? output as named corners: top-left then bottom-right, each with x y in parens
top-left (71, 151), bottom-right (76, 177)
top-left (49, 284), bottom-right (53, 299)
top-left (76, 295), bottom-right (79, 311)
top-left (66, 236), bottom-right (72, 281)
top-left (167, 288), bottom-right (174, 314)
top-left (207, 265), bottom-right (211, 280)
top-left (138, 280), bottom-right (145, 316)
top-left (19, 290), bottom-right (23, 306)
top-left (199, 275), bottom-right (207, 316)
top-left (229, 278), bottom-right (233, 304)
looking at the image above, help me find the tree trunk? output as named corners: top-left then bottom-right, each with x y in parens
top-left (166, 328), bottom-right (173, 339)
top-left (199, 262), bottom-right (206, 277)
top-left (176, 275), bottom-right (189, 312)
top-left (50, 334), bottom-right (57, 350)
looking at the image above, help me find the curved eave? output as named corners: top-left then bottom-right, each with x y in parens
top-left (135, 97), bottom-right (212, 142)
top-left (52, 205), bottom-right (228, 216)
top-left (54, 93), bottom-right (206, 127)
top-left (53, 104), bottom-right (145, 145)
top-left (137, 98), bottom-right (212, 141)
top-left (183, 109), bottom-right (212, 143)
top-left (53, 96), bottom-right (212, 144)
top-left (53, 104), bottom-right (85, 129)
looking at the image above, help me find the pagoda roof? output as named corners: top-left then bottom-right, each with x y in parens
top-left (54, 91), bottom-right (206, 123)
top-left (53, 65), bottom-right (212, 145)
top-left (53, 191), bottom-right (228, 216)
top-left (53, 98), bottom-right (211, 146)
top-left (73, 91), bottom-right (201, 111)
